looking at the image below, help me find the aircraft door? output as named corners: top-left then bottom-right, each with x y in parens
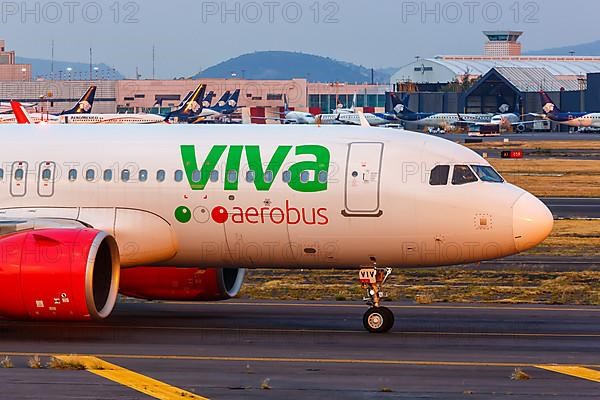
top-left (37, 161), bottom-right (56, 197)
top-left (10, 161), bottom-right (28, 197)
top-left (344, 142), bottom-right (384, 216)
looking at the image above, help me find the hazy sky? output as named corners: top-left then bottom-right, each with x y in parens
top-left (3, 0), bottom-right (600, 78)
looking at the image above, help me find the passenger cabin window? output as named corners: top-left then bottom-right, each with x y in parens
top-left (0, 168), bottom-right (4, 180)
top-left (68, 169), bottom-right (77, 182)
top-left (264, 170), bottom-right (274, 183)
top-left (210, 170), bottom-right (219, 183)
top-left (471, 165), bottom-right (504, 183)
top-left (85, 169), bottom-right (96, 182)
top-left (156, 170), bottom-right (166, 182)
top-left (430, 165), bottom-right (450, 186)
top-left (139, 170), bottom-right (148, 182)
top-left (227, 170), bottom-right (237, 183)
top-left (300, 171), bottom-right (310, 183)
top-left (245, 171), bottom-right (255, 183)
top-left (191, 170), bottom-right (201, 183)
top-left (103, 169), bottom-right (113, 182)
top-left (41, 168), bottom-right (52, 181)
top-left (452, 165), bottom-right (478, 185)
top-left (282, 170), bottom-right (291, 183)
top-left (121, 169), bottom-right (130, 182)
top-left (318, 171), bottom-right (328, 184)
top-left (174, 170), bottom-right (184, 182)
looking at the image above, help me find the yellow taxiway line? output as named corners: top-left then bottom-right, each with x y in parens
top-left (7, 352), bottom-right (600, 386)
top-left (536, 365), bottom-right (600, 383)
top-left (2, 352), bottom-right (597, 370)
top-left (53, 355), bottom-right (208, 400)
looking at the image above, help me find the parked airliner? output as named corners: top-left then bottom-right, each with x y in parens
top-left (540, 90), bottom-right (600, 128)
top-left (0, 124), bottom-right (553, 333)
top-left (317, 111), bottom-right (397, 126)
top-left (0, 86), bottom-right (96, 124)
top-left (281, 95), bottom-right (316, 124)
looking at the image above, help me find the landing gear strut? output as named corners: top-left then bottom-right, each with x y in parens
top-left (359, 266), bottom-right (394, 333)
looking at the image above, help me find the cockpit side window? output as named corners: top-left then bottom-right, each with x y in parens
top-left (471, 165), bottom-right (504, 183)
top-left (452, 165), bottom-right (478, 185)
top-left (429, 165), bottom-right (450, 186)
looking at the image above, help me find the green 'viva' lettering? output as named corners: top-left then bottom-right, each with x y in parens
top-left (180, 144), bottom-right (330, 193)
top-left (181, 144), bottom-right (226, 190)
top-left (288, 145), bottom-right (330, 193)
top-left (246, 145), bottom-right (292, 191)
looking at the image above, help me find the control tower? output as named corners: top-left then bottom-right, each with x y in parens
top-left (483, 31), bottom-right (523, 57)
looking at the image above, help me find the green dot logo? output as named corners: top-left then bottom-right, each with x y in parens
top-left (175, 206), bottom-right (192, 223)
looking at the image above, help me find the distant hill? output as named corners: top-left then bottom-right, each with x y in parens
top-left (16, 56), bottom-right (125, 80)
top-left (527, 40), bottom-right (600, 56)
top-left (194, 51), bottom-right (395, 83)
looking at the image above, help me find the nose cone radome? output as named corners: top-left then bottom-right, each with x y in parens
top-left (513, 193), bottom-right (554, 252)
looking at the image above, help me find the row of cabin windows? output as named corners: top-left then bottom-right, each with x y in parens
top-left (430, 165), bottom-right (504, 186)
top-left (1, 167), bottom-right (328, 185)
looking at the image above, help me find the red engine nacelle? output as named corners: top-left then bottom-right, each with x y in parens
top-left (0, 228), bottom-right (120, 320)
top-left (119, 267), bottom-right (246, 301)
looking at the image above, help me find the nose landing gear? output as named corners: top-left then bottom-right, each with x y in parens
top-left (359, 266), bottom-right (394, 333)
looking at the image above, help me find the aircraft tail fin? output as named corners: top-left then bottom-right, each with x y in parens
top-left (216, 91), bottom-right (231, 107)
top-left (60, 85), bottom-right (96, 115)
top-left (390, 93), bottom-right (414, 115)
top-left (540, 90), bottom-right (559, 115)
top-left (227, 89), bottom-right (240, 109)
top-left (171, 84), bottom-right (206, 117)
top-left (178, 91), bottom-right (193, 108)
top-left (202, 91), bottom-right (215, 108)
top-left (10, 100), bottom-right (32, 124)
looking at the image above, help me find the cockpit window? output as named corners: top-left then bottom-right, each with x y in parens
top-left (429, 165), bottom-right (450, 186)
top-left (471, 165), bottom-right (504, 183)
top-left (452, 165), bottom-right (478, 185)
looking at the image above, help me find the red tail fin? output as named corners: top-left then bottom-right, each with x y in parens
top-left (10, 100), bottom-right (32, 124)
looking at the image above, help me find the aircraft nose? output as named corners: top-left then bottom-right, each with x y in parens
top-left (513, 193), bottom-right (554, 252)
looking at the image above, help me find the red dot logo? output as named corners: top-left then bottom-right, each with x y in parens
top-left (211, 206), bottom-right (229, 224)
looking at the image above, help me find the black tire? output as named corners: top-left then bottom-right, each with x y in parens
top-left (363, 307), bottom-right (394, 333)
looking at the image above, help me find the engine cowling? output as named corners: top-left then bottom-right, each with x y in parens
top-left (0, 228), bottom-right (120, 320)
top-left (119, 267), bottom-right (246, 301)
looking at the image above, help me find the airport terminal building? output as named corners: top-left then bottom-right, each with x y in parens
top-left (0, 78), bottom-right (391, 116)
top-left (389, 31), bottom-right (600, 117)
top-left (3, 31), bottom-right (600, 119)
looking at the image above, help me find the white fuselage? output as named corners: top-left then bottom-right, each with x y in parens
top-left (0, 125), bottom-right (552, 270)
top-left (560, 114), bottom-right (600, 128)
top-left (416, 113), bottom-right (494, 129)
top-left (490, 113), bottom-right (520, 125)
top-left (285, 111), bottom-right (316, 124)
top-left (0, 113), bottom-right (60, 124)
top-left (317, 113), bottom-right (390, 126)
top-left (60, 114), bottom-right (166, 124)
top-left (197, 108), bottom-right (223, 120)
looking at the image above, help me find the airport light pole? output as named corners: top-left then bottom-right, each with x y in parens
top-left (578, 75), bottom-right (586, 112)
